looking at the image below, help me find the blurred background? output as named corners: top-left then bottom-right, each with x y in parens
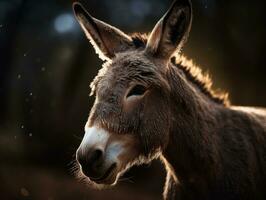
top-left (0, 0), bottom-right (265, 199)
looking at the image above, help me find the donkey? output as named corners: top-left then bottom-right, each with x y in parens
top-left (72, 0), bottom-right (266, 199)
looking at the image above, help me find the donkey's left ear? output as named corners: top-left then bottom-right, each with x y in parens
top-left (145, 0), bottom-right (192, 61)
top-left (73, 2), bottom-right (134, 61)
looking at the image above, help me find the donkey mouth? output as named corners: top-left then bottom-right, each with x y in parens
top-left (89, 163), bottom-right (117, 184)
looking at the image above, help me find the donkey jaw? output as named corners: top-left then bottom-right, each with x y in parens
top-left (80, 161), bottom-right (133, 188)
top-left (87, 165), bottom-right (119, 185)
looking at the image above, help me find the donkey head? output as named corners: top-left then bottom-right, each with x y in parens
top-left (73, 0), bottom-right (192, 187)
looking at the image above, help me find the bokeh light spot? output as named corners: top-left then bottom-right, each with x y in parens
top-left (130, 0), bottom-right (151, 18)
top-left (54, 13), bottom-right (76, 34)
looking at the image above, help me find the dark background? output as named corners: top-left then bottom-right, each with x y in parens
top-left (0, 0), bottom-right (265, 199)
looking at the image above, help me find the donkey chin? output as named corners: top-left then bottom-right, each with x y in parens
top-left (75, 125), bottom-right (149, 189)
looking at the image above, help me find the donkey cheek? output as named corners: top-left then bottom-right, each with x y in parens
top-left (117, 142), bottom-right (142, 167)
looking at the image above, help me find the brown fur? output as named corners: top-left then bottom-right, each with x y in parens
top-left (130, 32), bottom-right (229, 106)
top-left (73, 0), bottom-right (266, 199)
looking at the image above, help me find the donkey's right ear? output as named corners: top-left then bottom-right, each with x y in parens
top-left (145, 0), bottom-right (192, 61)
top-left (73, 2), bottom-right (134, 61)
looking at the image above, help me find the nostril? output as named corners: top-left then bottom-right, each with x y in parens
top-left (76, 148), bottom-right (104, 166)
top-left (89, 149), bottom-right (103, 163)
top-left (76, 148), bottom-right (105, 179)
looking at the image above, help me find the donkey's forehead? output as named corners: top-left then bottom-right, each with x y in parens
top-left (111, 51), bottom-right (154, 70)
top-left (102, 52), bottom-right (157, 79)
top-left (90, 51), bottom-right (160, 96)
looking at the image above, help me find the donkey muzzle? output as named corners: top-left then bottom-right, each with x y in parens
top-left (76, 126), bottom-right (121, 184)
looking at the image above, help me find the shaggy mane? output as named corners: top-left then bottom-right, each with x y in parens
top-left (130, 33), bottom-right (230, 106)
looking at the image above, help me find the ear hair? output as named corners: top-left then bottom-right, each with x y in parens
top-left (145, 0), bottom-right (192, 61)
top-left (73, 2), bottom-right (134, 61)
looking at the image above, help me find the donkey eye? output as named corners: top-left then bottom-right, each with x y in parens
top-left (126, 85), bottom-right (147, 98)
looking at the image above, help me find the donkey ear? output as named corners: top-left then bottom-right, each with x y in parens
top-left (145, 0), bottom-right (192, 61)
top-left (73, 2), bottom-right (133, 61)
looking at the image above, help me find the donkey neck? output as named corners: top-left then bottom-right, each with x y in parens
top-left (162, 63), bottom-right (224, 186)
